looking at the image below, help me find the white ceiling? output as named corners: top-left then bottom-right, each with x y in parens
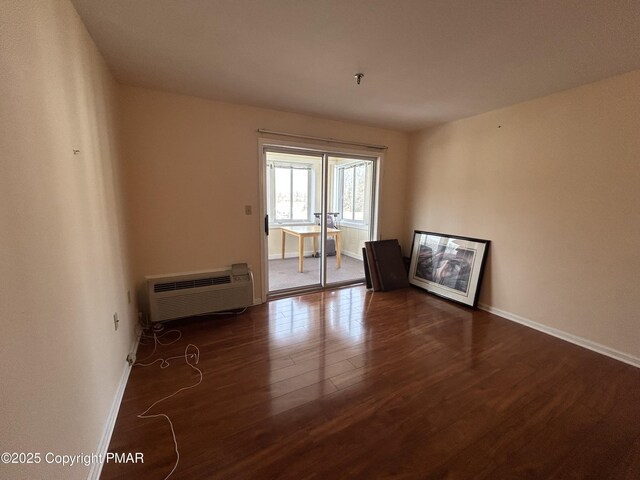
top-left (71, 0), bottom-right (640, 131)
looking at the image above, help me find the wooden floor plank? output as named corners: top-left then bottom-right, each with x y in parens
top-left (101, 286), bottom-right (640, 479)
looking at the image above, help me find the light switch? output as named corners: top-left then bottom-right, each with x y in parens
top-left (245, 205), bottom-right (252, 215)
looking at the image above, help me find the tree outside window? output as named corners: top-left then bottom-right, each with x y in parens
top-left (269, 163), bottom-right (312, 223)
top-left (338, 162), bottom-right (368, 223)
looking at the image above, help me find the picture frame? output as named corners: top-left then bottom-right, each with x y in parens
top-left (408, 230), bottom-right (490, 308)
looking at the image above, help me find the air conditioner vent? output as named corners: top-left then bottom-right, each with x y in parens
top-left (154, 275), bottom-right (231, 293)
top-left (147, 267), bottom-right (252, 323)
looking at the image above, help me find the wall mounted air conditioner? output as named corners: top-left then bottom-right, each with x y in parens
top-left (146, 264), bottom-right (253, 323)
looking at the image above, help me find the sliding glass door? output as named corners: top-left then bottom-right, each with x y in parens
top-left (324, 155), bottom-right (376, 286)
top-left (264, 146), bottom-right (378, 295)
top-left (265, 150), bottom-right (324, 292)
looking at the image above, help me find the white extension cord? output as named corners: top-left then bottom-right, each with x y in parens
top-left (134, 326), bottom-right (203, 480)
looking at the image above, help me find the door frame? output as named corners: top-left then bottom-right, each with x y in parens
top-left (257, 137), bottom-right (383, 302)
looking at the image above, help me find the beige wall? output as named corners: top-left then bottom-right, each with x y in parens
top-left (406, 70), bottom-right (640, 360)
top-left (119, 86), bottom-right (409, 300)
top-left (0, 1), bottom-right (136, 479)
top-left (339, 225), bottom-right (370, 259)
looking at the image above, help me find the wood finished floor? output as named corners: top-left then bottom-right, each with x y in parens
top-left (102, 286), bottom-right (640, 479)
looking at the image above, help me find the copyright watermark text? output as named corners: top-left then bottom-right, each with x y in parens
top-left (2, 451), bottom-right (143, 466)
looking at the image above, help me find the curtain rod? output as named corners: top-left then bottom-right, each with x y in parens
top-left (257, 129), bottom-right (388, 150)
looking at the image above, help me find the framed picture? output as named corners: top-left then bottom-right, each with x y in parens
top-left (408, 230), bottom-right (490, 308)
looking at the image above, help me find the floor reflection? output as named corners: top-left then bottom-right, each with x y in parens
top-left (268, 289), bottom-right (367, 413)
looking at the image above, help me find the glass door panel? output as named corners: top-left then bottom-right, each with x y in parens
top-left (266, 150), bottom-right (324, 293)
top-left (324, 156), bottom-right (375, 286)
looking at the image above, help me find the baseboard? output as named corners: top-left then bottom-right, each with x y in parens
top-left (88, 332), bottom-right (140, 480)
top-left (340, 249), bottom-right (362, 260)
top-left (478, 303), bottom-right (640, 368)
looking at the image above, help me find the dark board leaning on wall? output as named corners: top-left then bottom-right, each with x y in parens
top-left (364, 239), bottom-right (410, 291)
top-left (362, 247), bottom-right (373, 289)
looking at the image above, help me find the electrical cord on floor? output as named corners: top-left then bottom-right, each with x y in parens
top-left (137, 323), bottom-right (182, 363)
top-left (134, 324), bottom-right (203, 480)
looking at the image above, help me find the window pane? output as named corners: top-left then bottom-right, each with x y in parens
top-left (274, 167), bottom-right (291, 219)
top-left (342, 167), bottom-right (354, 220)
top-left (291, 169), bottom-right (308, 220)
top-left (354, 164), bottom-right (366, 221)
